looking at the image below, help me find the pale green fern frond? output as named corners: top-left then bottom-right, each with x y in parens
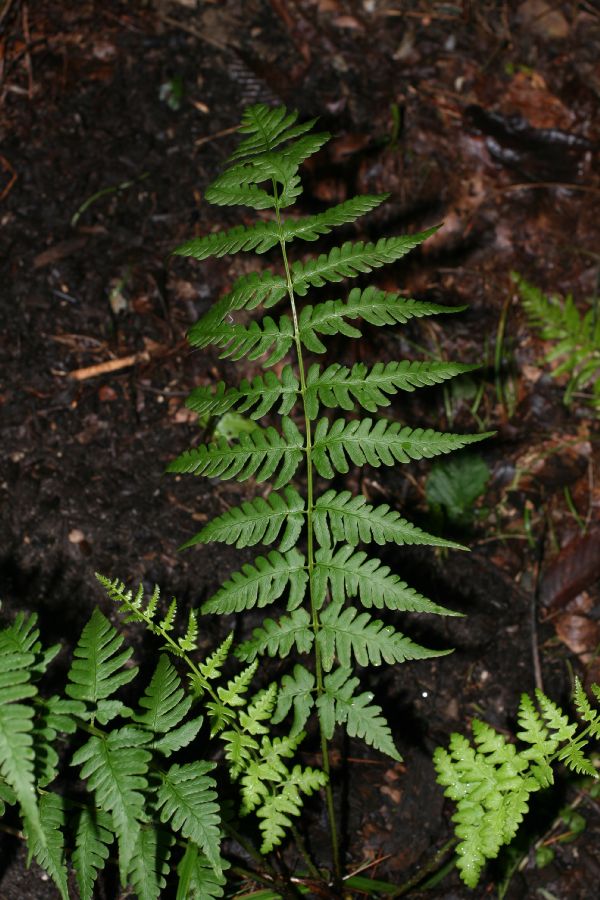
top-left (256, 764), bottom-right (327, 853)
top-left (312, 417), bottom-right (491, 478)
top-left (168, 417), bottom-right (303, 488)
top-left (435, 680), bottom-right (600, 889)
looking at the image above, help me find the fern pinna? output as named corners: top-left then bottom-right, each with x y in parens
top-left (165, 103), bottom-right (490, 873)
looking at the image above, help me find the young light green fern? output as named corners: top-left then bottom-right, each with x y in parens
top-left (514, 272), bottom-right (600, 411)
top-left (166, 103), bottom-right (491, 875)
top-left (434, 679), bottom-right (600, 889)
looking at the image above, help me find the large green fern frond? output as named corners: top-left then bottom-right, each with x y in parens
top-left (183, 486), bottom-right (305, 552)
top-left (168, 417), bottom-right (304, 488)
top-left (202, 548), bottom-right (308, 614)
top-left (129, 826), bottom-right (173, 900)
top-left (24, 791), bottom-right (69, 900)
top-left (312, 417), bottom-right (491, 477)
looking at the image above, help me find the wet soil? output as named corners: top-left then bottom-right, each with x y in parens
top-left (1, 1), bottom-right (600, 897)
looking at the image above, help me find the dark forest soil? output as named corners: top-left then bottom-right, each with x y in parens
top-left (1, 1), bottom-right (600, 897)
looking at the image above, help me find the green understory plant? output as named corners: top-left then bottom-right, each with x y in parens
top-left (514, 273), bottom-right (600, 412)
top-left (163, 102), bottom-right (492, 879)
top-left (1, 103), bottom-right (495, 898)
top-left (434, 679), bottom-right (600, 889)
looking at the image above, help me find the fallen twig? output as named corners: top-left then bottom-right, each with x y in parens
top-left (67, 351), bottom-right (150, 381)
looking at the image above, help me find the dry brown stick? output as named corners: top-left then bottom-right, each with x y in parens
top-left (0, 153), bottom-right (17, 201)
top-left (67, 351), bottom-right (150, 382)
top-left (194, 125), bottom-right (239, 148)
top-left (21, 1), bottom-right (33, 98)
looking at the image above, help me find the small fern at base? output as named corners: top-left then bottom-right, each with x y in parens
top-left (434, 679), bottom-right (600, 888)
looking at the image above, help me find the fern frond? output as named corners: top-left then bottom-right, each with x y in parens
top-left (574, 677), bottom-right (600, 736)
top-left (305, 360), bottom-right (477, 418)
top-left (299, 287), bottom-right (464, 353)
top-left (272, 664), bottom-right (316, 737)
top-left (0, 638), bottom-right (43, 844)
top-left (235, 608), bottom-right (314, 662)
top-left (230, 104), bottom-right (316, 162)
top-left (534, 689), bottom-right (577, 742)
top-left (192, 634), bottom-right (233, 696)
top-left (129, 826), bottom-right (173, 900)
top-left (174, 220), bottom-right (282, 260)
top-left (556, 738), bottom-right (598, 777)
top-left (312, 417), bottom-right (491, 478)
top-left (156, 761), bottom-right (222, 875)
top-left (65, 608), bottom-right (138, 707)
top-left (314, 489), bottom-right (463, 551)
top-left (216, 661), bottom-right (259, 709)
top-left (279, 194), bottom-right (388, 243)
top-left (186, 366), bottom-right (299, 421)
top-left (220, 729), bottom-right (259, 778)
top-left (188, 311), bottom-right (294, 366)
top-left (219, 269), bottom-right (289, 314)
top-left (168, 417), bottom-right (303, 489)
top-left (291, 230), bottom-right (438, 296)
top-left (317, 667), bottom-right (400, 760)
top-left (256, 764), bottom-right (327, 853)
top-left (317, 600), bottom-right (448, 671)
top-left (176, 844), bottom-right (227, 900)
top-left (202, 548), bottom-right (308, 615)
top-left (71, 726), bottom-right (151, 883)
top-left (183, 487), bottom-right (305, 553)
top-left (1, 612), bottom-right (60, 677)
top-left (314, 544), bottom-right (456, 616)
top-left (24, 791), bottom-right (68, 900)
top-left (134, 654), bottom-right (192, 733)
top-left (239, 683), bottom-right (278, 736)
top-left (72, 806), bottom-right (114, 900)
